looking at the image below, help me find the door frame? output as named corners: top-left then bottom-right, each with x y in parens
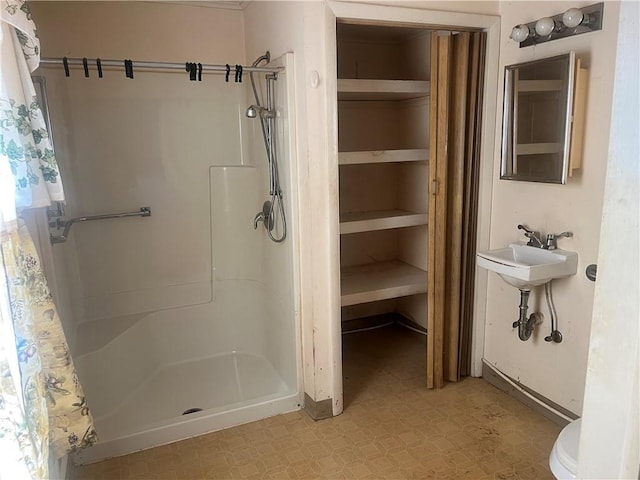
top-left (319, 0), bottom-right (500, 415)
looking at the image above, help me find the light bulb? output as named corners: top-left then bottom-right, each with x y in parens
top-left (510, 24), bottom-right (531, 43)
top-left (535, 17), bottom-right (556, 37)
top-left (562, 8), bottom-right (584, 28)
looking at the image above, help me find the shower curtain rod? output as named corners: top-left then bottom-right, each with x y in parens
top-left (38, 57), bottom-right (281, 74)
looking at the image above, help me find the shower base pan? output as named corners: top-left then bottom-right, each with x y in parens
top-left (75, 352), bottom-right (300, 464)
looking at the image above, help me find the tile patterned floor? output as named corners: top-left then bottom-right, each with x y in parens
top-left (73, 324), bottom-right (560, 479)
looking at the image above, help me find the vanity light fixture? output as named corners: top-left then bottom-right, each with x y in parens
top-left (535, 17), bottom-right (558, 37)
top-left (510, 24), bottom-right (531, 43)
top-left (510, 2), bottom-right (604, 48)
top-left (562, 8), bottom-right (586, 29)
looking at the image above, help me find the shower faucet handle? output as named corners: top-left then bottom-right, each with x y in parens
top-left (253, 211), bottom-right (265, 230)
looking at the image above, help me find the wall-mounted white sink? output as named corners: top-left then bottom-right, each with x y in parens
top-left (477, 243), bottom-right (578, 290)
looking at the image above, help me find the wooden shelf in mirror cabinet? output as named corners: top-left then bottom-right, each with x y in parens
top-left (516, 142), bottom-right (563, 155)
top-left (516, 80), bottom-right (563, 92)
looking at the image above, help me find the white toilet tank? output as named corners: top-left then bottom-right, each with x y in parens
top-left (549, 418), bottom-right (581, 479)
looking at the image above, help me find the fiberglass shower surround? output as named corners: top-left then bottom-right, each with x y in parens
top-left (42, 53), bottom-right (287, 245)
top-left (39, 52), bottom-right (300, 463)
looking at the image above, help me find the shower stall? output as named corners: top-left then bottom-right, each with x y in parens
top-left (37, 53), bottom-right (301, 463)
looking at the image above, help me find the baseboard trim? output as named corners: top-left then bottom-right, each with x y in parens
top-left (482, 361), bottom-right (578, 427)
top-left (303, 393), bottom-right (333, 420)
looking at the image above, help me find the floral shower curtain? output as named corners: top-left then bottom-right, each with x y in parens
top-left (0, 1), bottom-right (96, 479)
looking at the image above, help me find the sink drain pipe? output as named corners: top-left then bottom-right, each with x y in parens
top-left (512, 289), bottom-right (543, 341)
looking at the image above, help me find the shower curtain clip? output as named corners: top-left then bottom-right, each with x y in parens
top-left (185, 62), bottom-right (198, 81)
top-left (96, 58), bottom-right (103, 78)
top-left (235, 64), bottom-right (243, 83)
top-left (198, 63), bottom-right (203, 82)
top-left (63, 57), bottom-right (70, 77)
top-left (225, 64), bottom-right (230, 82)
top-left (82, 57), bottom-right (89, 78)
top-left (124, 59), bottom-right (134, 79)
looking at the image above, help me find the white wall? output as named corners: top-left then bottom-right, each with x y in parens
top-left (244, 0), bottom-right (342, 411)
top-left (483, 1), bottom-right (621, 415)
top-left (578, 1), bottom-right (639, 476)
top-left (32, 1), bottom-right (245, 63)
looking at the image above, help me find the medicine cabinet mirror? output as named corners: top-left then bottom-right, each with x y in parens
top-left (501, 52), bottom-right (587, 184)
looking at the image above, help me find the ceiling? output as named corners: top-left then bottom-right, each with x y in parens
top-left (151, 1), bottom-right (248, 10)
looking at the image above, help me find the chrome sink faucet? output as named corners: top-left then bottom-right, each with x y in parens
top-left (517, 224), bottom-right (544, 248)
top-left (517, 224), bottom-right (573, 249)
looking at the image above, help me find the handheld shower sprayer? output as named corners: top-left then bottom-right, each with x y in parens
top-left (247, 52), bottom-right (287, 243)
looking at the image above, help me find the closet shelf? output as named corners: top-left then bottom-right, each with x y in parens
top-left (337, 79), bottom-right (430, 101)
top-left (340, 210), bottom-right (428, 235)
top-left (339, 148), bottom-right (429, 165)
top-left (340, 260), bottom-right (427, 307)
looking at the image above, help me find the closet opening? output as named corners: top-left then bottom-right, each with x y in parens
top-left (336, 21), bottom-right (486, 407)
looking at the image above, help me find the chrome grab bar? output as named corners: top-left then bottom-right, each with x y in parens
top-left (50, 207), bottom-right (151, 244)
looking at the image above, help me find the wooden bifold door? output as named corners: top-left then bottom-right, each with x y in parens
top-left (427, 31), bottom-right (486, 388)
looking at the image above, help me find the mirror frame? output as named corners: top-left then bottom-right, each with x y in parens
top-left (500, 52), bottom-right (576, 184)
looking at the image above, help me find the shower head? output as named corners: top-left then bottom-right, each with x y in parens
top-left (246, 105), bottom-right (260, 118)
top-left (246, 105), bottom-right (274, 119)
top-left (248, 52), bottom-right (272, 122)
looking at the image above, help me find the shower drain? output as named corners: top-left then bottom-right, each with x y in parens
top-left (182, 407), bottom-right (203, 415)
